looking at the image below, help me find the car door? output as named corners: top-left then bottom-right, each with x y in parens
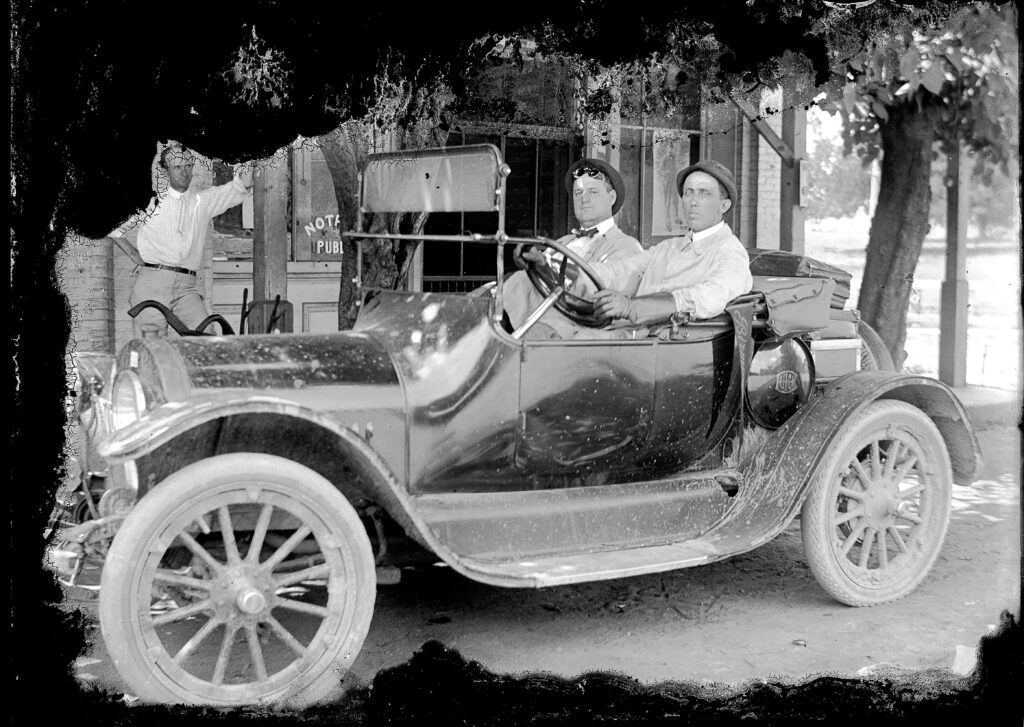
top-left (516, 338), bottom-right (657, 478)
top-left (640, 325), bottom-right (737, 473)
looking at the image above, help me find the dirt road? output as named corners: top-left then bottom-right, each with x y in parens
top-left (70, 410), bottom-right (1020, 699)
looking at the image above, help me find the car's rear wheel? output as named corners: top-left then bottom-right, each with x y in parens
top-left (99, 453), bottom-right (376, 707)
top-left (857, 321), bottom-right (895, 372)
top-left (800, 400), bottom-right (951, 606)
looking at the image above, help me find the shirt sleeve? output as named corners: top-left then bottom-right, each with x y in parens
top-left (672, 244), bottom-right (753, 318)
top-left (199, 176), bottom-right (250, 218)
top-left (585, 248), bottom-right (652, 296)
top-left (570, 235), bottom-right (645, 297)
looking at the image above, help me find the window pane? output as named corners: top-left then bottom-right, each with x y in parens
top-left (503, 137), bottom-right (537, 236)
top-left (212, 161), bottom-right (244, 234)
top-left (463, 132), bottom-right (500, 148)
top-left (422, 212), bottom-right (463, 276)
top-left (461, 240), bottom-right (499, 277)
top-left (616, 127), bottom-right (644, 241)
top-left (537, 140), bottom-right (571, 239)
top-left (212, 161), bottom-right (251, 260)
top-left (310, 148), bottom-right (339, 219)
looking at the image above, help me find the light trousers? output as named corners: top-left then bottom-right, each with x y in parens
top-left (129, 266), bottom-right (212, 337)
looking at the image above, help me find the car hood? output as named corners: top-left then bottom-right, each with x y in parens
top-left (166, 331), bottom-right (401, 391)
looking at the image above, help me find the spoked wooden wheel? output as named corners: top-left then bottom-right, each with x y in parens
top-left (801, 400), bottom-right (952, 606)
top-left (99, 454), bottom-right (376, 706)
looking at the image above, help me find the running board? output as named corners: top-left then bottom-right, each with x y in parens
top-left (453, 538), bottom-right (723, 588)
top-left (413, 469), bottom-right (743, 583)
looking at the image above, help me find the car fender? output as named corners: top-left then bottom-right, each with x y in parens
top-left (786, 371), bottom-right (981, 486)
top-left (96, 390), bottom-right (413, 521)
top-left (93, 392), bottom-right (495, 563)
top-left (717, 371), bottom-right (981, 550)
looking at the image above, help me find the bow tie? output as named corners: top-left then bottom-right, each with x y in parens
top-left (572, 227), bottom-right (599, 238)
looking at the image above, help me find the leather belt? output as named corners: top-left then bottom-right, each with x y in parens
top-left (143, 262), bottom-right (196, 276)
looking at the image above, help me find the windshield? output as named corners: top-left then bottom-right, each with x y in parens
top-left (361, 144), bottom-right (503, 216)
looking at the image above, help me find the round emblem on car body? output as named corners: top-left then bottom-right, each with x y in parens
top-left (746, 338), bottom-right (815, 429)
top-left (775, 370), bottom-right (799, 395)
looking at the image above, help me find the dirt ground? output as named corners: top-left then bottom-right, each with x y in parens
top-left (68, 407), bottom-right (1020, 700)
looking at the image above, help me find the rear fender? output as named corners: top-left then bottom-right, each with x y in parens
top-left (705, 372), bottom-right (982, 557)
top-left (799, 372), bottom-right (981, 485)
top-left (747, 371), bottom-right (981, 504)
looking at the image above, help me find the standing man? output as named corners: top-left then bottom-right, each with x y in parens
top-left (503, 158), bottom-right (642, 339)
top-left (108, 141), bottom-right (254, 336)
top-left (587, 159), bottom-right (752, 326)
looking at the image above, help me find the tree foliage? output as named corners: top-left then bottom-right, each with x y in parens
top-left (835, 2), bottom-right (1018, 167)
top-left (928, 148), bottom-right (1021, 236)
top-left (804, 111), bottom-right (873, 220)
top-left (816, 1), bottom-right (1018, 365)
top-left (317, 61), bottom-right (459, 327)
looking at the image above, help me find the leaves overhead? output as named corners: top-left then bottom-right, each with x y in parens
top-left (12, 1), bottom-right (1014, 242)
top-left (821, 2), bottom-right (1019, 169)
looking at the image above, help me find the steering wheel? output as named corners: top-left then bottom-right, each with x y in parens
top-left (517, 238), bottom-right (610, 328)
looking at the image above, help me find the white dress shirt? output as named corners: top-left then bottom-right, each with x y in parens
top-left (111, 177), bottom-right (250, 271)
top-left (545, 216), bottom-right (617, 266)
top-left (588, 222), bottom-right (753, 319)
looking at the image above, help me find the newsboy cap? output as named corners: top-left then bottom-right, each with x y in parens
top-left (676, 159), bottom-right (738, 205)
top-left (565, 158), bottom-right (626, 215)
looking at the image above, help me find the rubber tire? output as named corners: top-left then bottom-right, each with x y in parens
top-left (857, 321), bottom-right (895, 372)
top-left (99, 453), bottom-right (376, 707)
top-left (800, 400), bottom-right (952, 606)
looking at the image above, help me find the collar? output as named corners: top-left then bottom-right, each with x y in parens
top-left (692, 220), bottom-right (724, 243)
top-left (690, 220), bottom-right (726, 254)
top-left (583, 217), bottom-right (616, 237)
top-left (166, 186), bottom-right (185, 199)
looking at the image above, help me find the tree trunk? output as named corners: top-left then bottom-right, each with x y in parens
top-left (857, 101), bottom-right (939, 369)
top-left (321, 121), bottom-right (449, 329)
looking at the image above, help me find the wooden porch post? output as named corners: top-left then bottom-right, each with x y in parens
top-left (252, 150), bottom-right (290, 333)
top-left (780, 105), bottom-right (805, 254)
top-left (727, 92), bottom-right (805, 252)
top-left (939, 144), bottom-right (969, 387)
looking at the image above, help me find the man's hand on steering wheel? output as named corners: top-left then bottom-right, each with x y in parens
top-left (514, 244), bottom-right (549, 268)
top-left (518, 238), bottom-right (609, 328)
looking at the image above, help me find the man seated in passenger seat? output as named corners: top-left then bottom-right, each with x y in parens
top-left (584, 159), bottom-right (752, 329)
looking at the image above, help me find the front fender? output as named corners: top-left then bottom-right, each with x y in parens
top-left (93, 391), bottom-right (526, 574)
top-left (97, 392), bottom-right (389, 464)
top-left (96, 391), bottom-right (434, 547)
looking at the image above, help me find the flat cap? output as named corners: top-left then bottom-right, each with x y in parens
top-left (676, 159), bottom-right (738, 205)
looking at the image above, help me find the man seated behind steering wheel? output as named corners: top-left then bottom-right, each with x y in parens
top-left (584, 159), bottom-right (752, 332)
top-left (503, 158), bottom-right (643, 339)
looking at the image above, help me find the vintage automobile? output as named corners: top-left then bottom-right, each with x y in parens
top-left (53, 144), bottom-right (981, 707)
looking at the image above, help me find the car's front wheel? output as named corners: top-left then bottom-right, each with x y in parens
top-left (99, 453), bottom-right (376, 707)
top-left (800, 400), bottom-right (952, 606)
